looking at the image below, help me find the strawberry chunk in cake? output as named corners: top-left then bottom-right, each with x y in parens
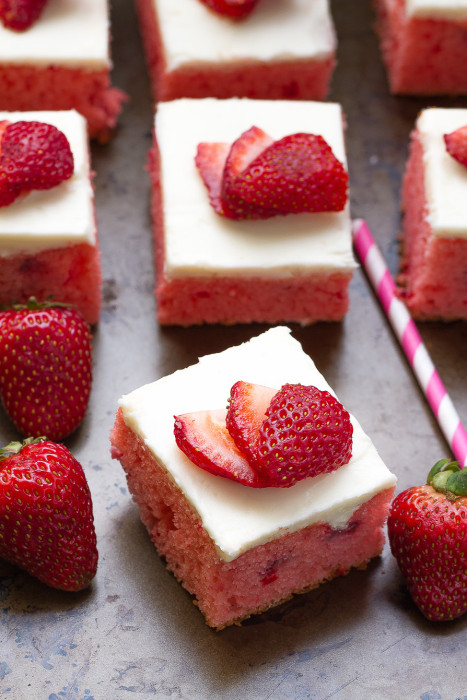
top-left (110, 327), bottom-right (397, 630)
top-left (0, 110), bottom-right (102, 325)
top-left (0, 0), bottom-right (125, 141)
top-left (399, 107), bottom-right (467, 320)
top-left (134, 0), bottom-right (337, 101)
top-left (375, 0), bottom-right (467, 95)
top-left (149, 98), bottom-right (356, 325)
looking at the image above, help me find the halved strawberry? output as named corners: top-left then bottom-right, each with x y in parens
top-left (174, 408), bottom-right (267, 487)
top-left (198, 0), bottom-right (258, 20)
top-left (444, 124), bottom-right (467, 167)
top-left (226, 381), bottom-right (276, 464)
top-left (257, 384), bottom-right (353, 487)
top-left (231, 133), bottom-right (348, 215)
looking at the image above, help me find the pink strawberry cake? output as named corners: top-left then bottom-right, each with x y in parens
top-left (0, 0), bottom-right (124, 141)
top-left (399, 107), bottom-right (467, 320)
top-left (375, 0), bottom-right (467, 94)
top-left (134, 0), bottom-right (337, 101)
top-left (0, 110), bottom-right (101, 325)
top-left (150, 97), bottom-right (356, 326)
top-left (110, 326), bottom-right (397, 629)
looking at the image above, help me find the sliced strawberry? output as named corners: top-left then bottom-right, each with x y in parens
top-left (195, 141), bottom-right (230, 214)
top-left (174, 408), bottom-right (267, 487)
top-left (198, 0), bottom-right (258, 20)
top-left (221, 126), bottom-right (278, 219)
top-left (257, 384), bottom-right (353, 487)
top-left (0, 120), bottom-right (74, 192)
top-left (444, 124), bottom-right (467, 167)
top-left (0, 0), bottom-right (49, 31)
top-left (226, 381), bottom-right (276, 464)
top-left (231, 133), bottom-right (348, 215)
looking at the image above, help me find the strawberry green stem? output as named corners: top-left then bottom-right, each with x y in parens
top-left (427, 458), bottom-right (467, 498)
top-left (0, 437), bottom-right (45, 460)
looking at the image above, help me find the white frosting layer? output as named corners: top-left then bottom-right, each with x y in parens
top-left (157, 98), bottom-right (356, 278)
top-left (406, 0), bottom-right (467, 20)
top-left (0, 110), bottom-right (96, 255)
top-left (119, 327), bottom-right (396, 562)
top-left (0, 0), bottom-right (110, 68)
top-left (417, 108), bottom-right (467, 239)
top-left (154, 0), bottom-right (336, 70)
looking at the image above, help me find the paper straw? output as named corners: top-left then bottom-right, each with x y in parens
top-left (352, 218), bottom-right (467, 467)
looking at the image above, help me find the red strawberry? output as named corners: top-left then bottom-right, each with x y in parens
top-left (388, 458), bottom-right (467, 622)
top-left (0, 0), bottom-right (48, 30)
top-left (174, 408), bottom-right (267, 487)
top-left (257, 384), bottom-right (353, 487)
top-left (444, 125), bottom-right (467, 168)
top-left (0, 120), bottom-right (74, 206)
top-left (226, 380), bottom-right (276, 464)
top-left (0, 299), bottom-right (92, 442)
top-left (221, 126), bottom-right (279, 219)
top-left (229, 133), bottom-right (348, 216)
top-left (195, 141), bottom-right (230, 214)
top-left (196, 127), bottom-right (348, 220)
top-left (0, 437), bottom-right (97, 591)
top-left (198, 0), bottom-right (258, 20)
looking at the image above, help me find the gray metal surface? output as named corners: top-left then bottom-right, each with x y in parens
top-left (2, 1), bottom-right (467, 698)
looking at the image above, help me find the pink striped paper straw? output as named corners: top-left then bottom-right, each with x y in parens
top-left (352, 218), bottom-right (467, 467)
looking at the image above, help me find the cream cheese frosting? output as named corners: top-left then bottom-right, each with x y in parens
top-left (154, 0), bottom-right (336, 70)
top-left (157, 98), bottom-right (356, 278)
top-left (119, 327), bottom-right (396, 562)
top-left (406, 0), bottom-right (467, 20)
top-left (0, 110), bottom-right (96, 255)
top-left (417, 108), bottom-right (467, 239)
top-left (0, 0), bottom-right (110, 68)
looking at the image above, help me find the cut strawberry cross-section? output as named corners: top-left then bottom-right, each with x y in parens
top-left (226, 380), bottom-right (276, 464)
top-left (174, 408), bottom-right (268, 487)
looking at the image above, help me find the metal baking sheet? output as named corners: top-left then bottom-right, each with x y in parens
top-left (2, 1), bottom-right (467, 698)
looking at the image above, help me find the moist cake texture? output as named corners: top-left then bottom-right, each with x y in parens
top-left (111, 327), bottom-right (396, 628)
top-left (375, 0), bottom-right (467, 95)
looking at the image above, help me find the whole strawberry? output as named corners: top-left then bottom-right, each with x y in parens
top-left (0, 438), bottom-right (97, 590)
top-left (388, 458), bottom-right (467, 622)
top-left (0, 298), bottom-right (92, 441)
top-left (257, 384), bottom-right (353, 487)
top-left (0, 0), bottom-right (49, 31)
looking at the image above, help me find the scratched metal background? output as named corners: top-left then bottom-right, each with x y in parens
top-left (1, 1), bottom-right (467, 698)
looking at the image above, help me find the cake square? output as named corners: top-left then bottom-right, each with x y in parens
top-left (0, 0), bottom-right (125, 141)
top-left (0, 110), bottom-right (102, 325)
top-left (375, 0), bottom-right (467, 95)
top-left (134, 0), bottom-right (336, 101)
top-left (150, 97), bottom-right (356, 326)
top-left (110, 326), bottom-right (397, 629)
top-left (399, 107), bottom-right (467, 320)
